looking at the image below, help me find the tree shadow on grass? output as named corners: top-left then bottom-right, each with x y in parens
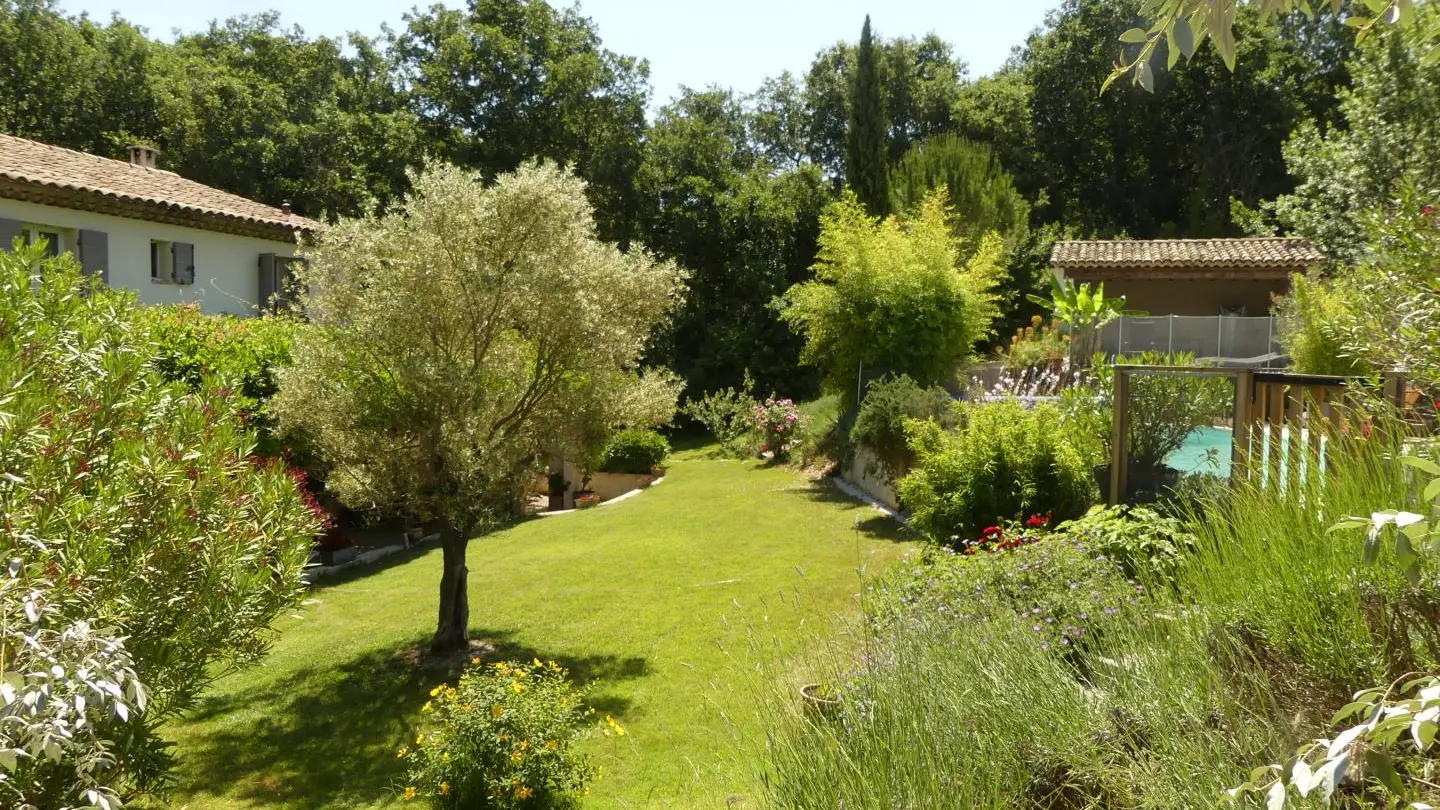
top-left (167, 630), bottom-right (648, 810)
top-left (781, 478), bottom-right (914, 543)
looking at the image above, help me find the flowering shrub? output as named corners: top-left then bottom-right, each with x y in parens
top-left (752, 397), bottom-right (804, 462)
top-left (998, 315), bottom-right (1070, 372)
top-left (681, 371), bottom-right (759, 457)
top-left (1055, 505), bottom-right (1196, 586)
top-left (399, 659), bottom-right (610, 808)
top-left (956, 520), bottom-right (1047, 555)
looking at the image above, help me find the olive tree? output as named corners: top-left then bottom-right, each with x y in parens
top-left (274, 162), bottom-right (684, 653)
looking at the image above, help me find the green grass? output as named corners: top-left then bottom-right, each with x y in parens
top-left (149, 447), bottom-right (913, 810)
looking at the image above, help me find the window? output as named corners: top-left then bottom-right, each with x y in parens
top-left (151, 240), bottom-right (173, 282)
top-left (151, 241), bottom-right (195, 285)
top-left (21, 224), bottom-right (69, 258)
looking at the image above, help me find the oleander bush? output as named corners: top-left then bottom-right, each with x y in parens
top-left (897, 399), bottom-right (1096, 544)
top-left (596, 429), bottom-right (670, 475)
top-left (0, 244), bottom-right (322, 801)
top-left (682, 371), bottom-right (759, 456)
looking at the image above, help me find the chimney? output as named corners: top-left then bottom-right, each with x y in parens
top-left (127, 145), bottom-right (159, 170)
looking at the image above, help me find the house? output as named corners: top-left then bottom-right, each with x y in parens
top-left (1049, 237), bottom-right (1327, 317)
top-left (0, 134), bottom-right (321, 315)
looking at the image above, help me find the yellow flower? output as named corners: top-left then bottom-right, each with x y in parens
top-left (416, 733), bottom-right (425, 745)
top-left (519, 739), bottom-right (530, 751)
top-left (461, 703), bottom-right (474, 712)
top-left (491, 704), bottom-right (504, 719)
top-left (471, 656), bottom-right (482, 665)
top-left (511, 750), bottom-right (525, 764)
top-left (515, 786), bottom-right (534, 800)
top-left (396, 746), bottom-right (409, 758)
top-left (546, 740), bottom-right (558, 751)
top-left (439, 782), bottom-right (451, 796)
top-left (403, 786), bottom-right (417, 801)
top-left (422, 701), bottom-right (432, 713)
top-left (429, 685), bottom-right (443, 697)
top-left (604, 715), bottom-right (626, 736)
top-left (441, 752), bottom-right (450, 762)
top-left (445, 687), bottom-right (457, 699)
top-left (511, 681), bottom-right (527, 694)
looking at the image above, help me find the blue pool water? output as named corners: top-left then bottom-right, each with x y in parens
top-left (1166, 426), bottom-right (1233, 477)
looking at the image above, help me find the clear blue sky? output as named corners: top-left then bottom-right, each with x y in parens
top-left (59, 0), bottom-right (1059, 106)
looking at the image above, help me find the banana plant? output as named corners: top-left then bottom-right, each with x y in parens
top-left (1027, 276), bottom-right (1136, 367)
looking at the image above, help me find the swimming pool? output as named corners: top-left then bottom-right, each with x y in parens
top-left (1166, 425), bottom-right (1233, 477)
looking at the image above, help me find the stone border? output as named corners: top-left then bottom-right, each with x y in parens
top-left (831, 476), bottom-right (908, 525)
top-left (304, 532), bottom-right (439, 583)
top-left (536, 476), bottom-right (664, 517)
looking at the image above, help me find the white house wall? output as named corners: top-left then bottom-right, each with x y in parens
top-left (0, 197), bottom-right (299, 316)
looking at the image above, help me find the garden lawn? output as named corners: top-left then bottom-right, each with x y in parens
top-left (149, 447), bottom-right (912, 809)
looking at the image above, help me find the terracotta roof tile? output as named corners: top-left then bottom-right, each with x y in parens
top-left (0, 133), bottom-right (321, 237)
top-left (1051, 237), bottom-right (1326, 270)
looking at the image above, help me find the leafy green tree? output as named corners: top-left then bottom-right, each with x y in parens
top-left (746, 71), bottom-right (810, 171)
top-left (392, 0), bottom-right (650, 243)
top-left (636, 87), bottom-right (832, 398)
top-left (273, 163), bottom-right (684, 652)
top-left (888, 133), bottom-right (1029, 246)
top-left (804, 31), bottom-right (966, 180)
top-left (847, 16), bottom-right (890, 217)
top-left (162, 15), bottom-right (421, 219)
top-left (780, 190), bottom-right (1005, 404)
top-left (0, 243), bottom-right (322, 797)
top-left (1021, 0), bottom-right (1351, 236)
top-left (1269, 9), bottom-right (1440, 259)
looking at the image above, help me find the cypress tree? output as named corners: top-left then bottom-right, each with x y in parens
top-left (846, 15), bottom-right (890, 218)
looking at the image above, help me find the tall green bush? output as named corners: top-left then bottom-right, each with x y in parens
top-left (887, 133), bottom-right (1029, 248)
top-left (897, 399), bottom-right (1096, 544)
top-left (0, 244), bottom-right (321, 802)
top-left (136, 303), bottom-right (303, 457)
top-left (596, 429), bottom-right (670, 475)
top-left (850, 374), bottom-right (957, 480)
top-left (1274, 272), bottom-right (1371, 377)
top-left (780, 190), bottom-right (1005, 405)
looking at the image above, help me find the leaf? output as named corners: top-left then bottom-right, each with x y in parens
top-left (1424, 477), bottom-right (1440, 503)
top-left (1120, 27), bottom-right (1150, 43)
top-left (1172, 18), bottom-right (1196, 58)
top-left (1402, 456), bottom-right (1440, 476)
top-left (1266, 778), bottom-right (1287, 810)
top-left (1292, 759), bottom-right (1314, 795)
top-left (0, 748), bottom-right (16, 772)
top-left (1366, 748), bottom-right (1403, 794)
top-left (1137, 59), bottom-right (1155, 93)
top-left (1412, 718), bottom-right (1436, 750)
top-left (1328, 725), bottom-right (1365, 760)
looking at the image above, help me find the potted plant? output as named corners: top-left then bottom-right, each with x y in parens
top-left (547, 471), bottom-right (570, 512)
top-left (800, 682), bottom-right (843, 718)
top-left (575, 492), bottom-right (603, 509)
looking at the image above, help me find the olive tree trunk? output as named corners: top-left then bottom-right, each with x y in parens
top-left (432, 525), bottom-right (470, 653)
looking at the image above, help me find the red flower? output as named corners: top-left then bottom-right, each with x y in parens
top-left (1424, 205), bottom-right (1436, 217)
top-left (982, 525), bottom-right (1002, 537)
top-left (1025, 514), bottom-right (1047, 528)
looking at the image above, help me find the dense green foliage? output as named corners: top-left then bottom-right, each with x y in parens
top-left (887, 134), bottom-right (1028, 249)
top-left (0, 245), bottom-right (321, 800)
top-left (850, 375), bottom-right (957, 479)
top-left (136, 304), bottom-right (302, 457)
top-left (898, 399), bottom-right (1096, 544)
top-left (781, 192), bottom-right (1004, 403)
top-left (682, 371), bottom-right (760, 456)
top-left (1057, 504), bottom-right (1197, 585)
top-left (1273, 272), bottom-right (1372, 376)
top-left (596, 429), bottom-right (671, 475)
